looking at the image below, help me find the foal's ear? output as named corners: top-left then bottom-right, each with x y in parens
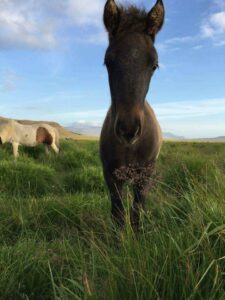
top-left (146, 0), bottom-right (165, 38)
top-left (104, 0), bottom-right (120, 36)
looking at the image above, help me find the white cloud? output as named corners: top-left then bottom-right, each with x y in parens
top-left (192, 45), bottom-right (203, 50)
top-left (0, 0), bottom-right (57, 49)
top-left (201, 12), bottom-right (225, 37)
top-left (52, 109), bottom-right (107, 125)
top-left (156, 35), bottom-right (198, 52)
top-left (158, 0), bottom-right (225, 50)
top-left (75, 30), bottom-right (107, 45)
top-left (153, 98), bottom-right (225, 120)
top-left (0, 0), bottom-right (107, 50)
top-left (1, 0), bottom-right (224, 50)
top-left (165, 36), bottom-right (194, 44)
top-left (66, 0), bottom-right (103, 27)
top-left (153, 98), bottom-right (225, 138)
top-left (159, 119), bottom-right (225, 139)
top-left (201, 1), bottom-right (225, 46)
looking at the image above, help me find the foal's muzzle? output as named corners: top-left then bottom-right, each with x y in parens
top-left (115, 117), bottom-right (142, 145)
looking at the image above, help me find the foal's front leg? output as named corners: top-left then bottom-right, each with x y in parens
top-left (131, 185), bottom-right (147, 231)
top-left (104, 172), bottom-right (124, 227)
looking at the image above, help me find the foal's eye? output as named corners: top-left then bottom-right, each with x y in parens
top-left (152, 63), bottom-right (159, 71)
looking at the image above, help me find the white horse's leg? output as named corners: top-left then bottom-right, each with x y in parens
top-left (51, 143), bottom-right (59, 154)
top-left (12, 142), bottom-right (19, 158)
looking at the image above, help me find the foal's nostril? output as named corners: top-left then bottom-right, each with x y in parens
top-left (116, 121), bottom-right (141, 144)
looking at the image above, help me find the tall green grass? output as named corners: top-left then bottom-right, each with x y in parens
top-left (0, 140), bottom-right (224, 299)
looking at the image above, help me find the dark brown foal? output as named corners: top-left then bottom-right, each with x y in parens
top-left (100, 0), bottom-right (165, 229)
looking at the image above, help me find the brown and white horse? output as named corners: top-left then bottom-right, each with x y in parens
top-left (0, 119), bottom-right (59, 158)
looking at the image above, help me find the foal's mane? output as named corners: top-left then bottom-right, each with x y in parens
top-left (117, 5), bottom-right (148, 35)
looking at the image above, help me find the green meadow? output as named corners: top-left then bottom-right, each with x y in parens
top-left (0, 140), bottom-right (224, 300)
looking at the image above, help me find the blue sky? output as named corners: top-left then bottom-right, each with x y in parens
top-left (0, 0), bottom-right (225, 138)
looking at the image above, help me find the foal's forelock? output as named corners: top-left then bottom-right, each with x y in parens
top-left (104, 0), bottom-right (165, 38)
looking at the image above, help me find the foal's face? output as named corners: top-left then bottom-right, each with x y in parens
top-left (105, 33), bottom-right (158, 144)
top-left (103, 0), bottom-right (164, 144)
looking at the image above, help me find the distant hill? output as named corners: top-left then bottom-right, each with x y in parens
top-left (163, 132), bottom-right (186, 140)
top-left (67, 122), bottom-right (102, 137)
top-left (194, 136), bottom-right (225, 142)
top-left (0, 116), bottom-right (95, 141)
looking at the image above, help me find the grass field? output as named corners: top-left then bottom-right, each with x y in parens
top-left (0, 140), bottom-right (224, 300)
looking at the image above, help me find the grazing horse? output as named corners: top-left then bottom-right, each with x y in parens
top-left (0, 119), bottom-right (59, 158)
top-left (100, 0), bottom-right (165, 229)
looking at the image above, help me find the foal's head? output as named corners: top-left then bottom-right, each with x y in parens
top-left (104, 0), bottom-right (164, 144)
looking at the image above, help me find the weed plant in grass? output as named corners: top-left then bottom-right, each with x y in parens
top-left (0, 140), bottom-right (224, 299)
